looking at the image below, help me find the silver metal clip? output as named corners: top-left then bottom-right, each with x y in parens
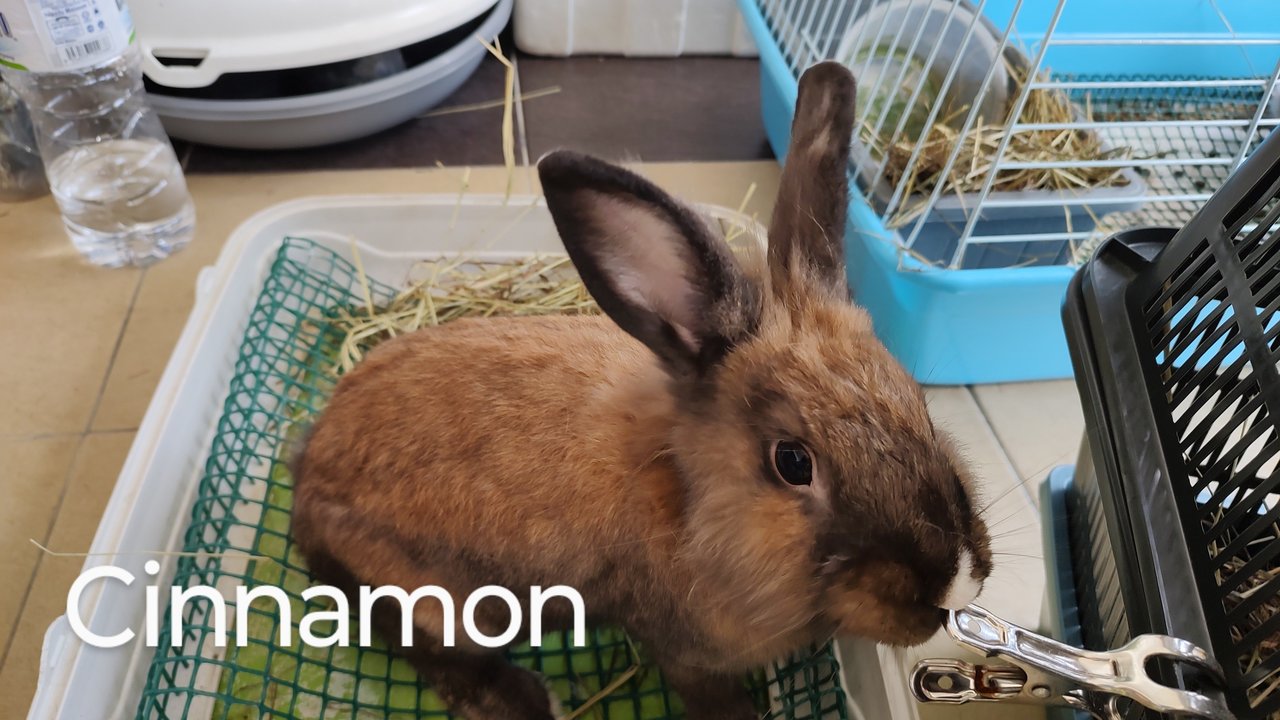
top-left (911, 605), bottom-right (1233, 720)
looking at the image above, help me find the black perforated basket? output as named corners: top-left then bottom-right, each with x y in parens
top-left (1063, 128), bottom-right (1280, 718)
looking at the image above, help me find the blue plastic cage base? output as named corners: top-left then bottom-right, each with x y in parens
top-left (741, 0), bottom-right (1076, 384)
top-left (736, 0), bottom-right (1279, 385)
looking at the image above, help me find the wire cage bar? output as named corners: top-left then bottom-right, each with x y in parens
top-left (754, 0), bottom-right (1280, 271)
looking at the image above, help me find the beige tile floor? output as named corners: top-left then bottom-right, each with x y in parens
top-left (0, 161), bottom-right (1083, 718)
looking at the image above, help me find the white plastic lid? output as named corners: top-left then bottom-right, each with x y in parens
top-left (130, 0), bottom-right (497, 88)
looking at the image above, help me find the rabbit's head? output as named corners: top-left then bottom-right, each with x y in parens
top-left (538, 62), bottom-right (991, 648)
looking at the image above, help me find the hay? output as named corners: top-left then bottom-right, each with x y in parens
top-left (419, 86), bottom-right (562, 119)
top-left (331, 187), bottom-right (763, 376)
top-left (1208, 507), bottom-right (1280, 713)
top-left (865, 59), bottom-right (1136, 229)
top-left (1221, 548), bottom-right (1280, 712)
top-left (331, 253), bottom-right (600, 374)
top-left (29, 538), bottom-right (273, 563)
top-left (722, 181), bottom-right (759, 246)
top-left (562, 636), bottom-right (642, 720)
top-left (476, 36), bottom-right (517, 201)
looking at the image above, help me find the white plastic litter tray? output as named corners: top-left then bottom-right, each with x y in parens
top-left (26, 193), bottom-right (1043, 720)
top-left (24, 193), bottom-right (769, 720)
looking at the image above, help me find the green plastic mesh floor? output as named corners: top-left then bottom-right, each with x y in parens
top-left (134, 237), bottom-right (851, 720)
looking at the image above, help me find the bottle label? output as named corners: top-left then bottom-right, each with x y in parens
top-left (0, 0), bottom-right (134, 72)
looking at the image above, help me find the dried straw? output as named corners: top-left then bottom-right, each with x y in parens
top-left (562, 635), bottom-right (642, 720)
top-left (330, 190), bottom-right (762, 376)
top-left (29, 538), bottom-right (273, 563)
top-left (1218, 539), bottom-right (1280, 712)
top-left (1201, 488), bottom-right (1280, 714)
top-left (476, 36), bottom-right (517, 201)
top-left (419, 86), bottom-right (562, 119)
top-left (331, 254), bottom-right (600, 374)
top-left (865, 59), bottom-right (1136, 229)
top-left (453, 166), bottom-right (472, 230)
top-left (722, 181), bottom-right (759, 246)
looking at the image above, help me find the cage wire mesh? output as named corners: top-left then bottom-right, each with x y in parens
top-left (132, 237), bottom-right (851, 720)
top-left (755, 0), bottom-right (1280, 270)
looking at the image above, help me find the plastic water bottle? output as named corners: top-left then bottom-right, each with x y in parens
top-left (0, 0), bottom-right (194, 267)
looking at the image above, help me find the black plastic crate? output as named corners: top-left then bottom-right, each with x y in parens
top-left (1063, 128), bottom-right (1280, 719)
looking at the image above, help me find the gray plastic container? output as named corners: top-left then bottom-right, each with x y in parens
top-left (148, 0), bottom-right (510, 150)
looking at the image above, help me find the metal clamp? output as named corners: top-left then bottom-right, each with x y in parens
top-left (911, 605), bottom-right (1233, 720)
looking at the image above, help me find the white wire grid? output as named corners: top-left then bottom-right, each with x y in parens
top-left (756, 0), bottom-right (1280, 270)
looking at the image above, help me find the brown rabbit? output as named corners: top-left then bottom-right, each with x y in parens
top-left (291, 61), bottom-right (992, 720)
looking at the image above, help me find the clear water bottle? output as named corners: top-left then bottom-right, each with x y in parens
top-left (0, 0), bottom-right (194, 267)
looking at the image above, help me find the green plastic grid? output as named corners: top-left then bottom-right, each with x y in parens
top-left (134, 237), bottom-right (851, 720)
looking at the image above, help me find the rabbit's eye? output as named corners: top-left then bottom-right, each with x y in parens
top-left (772, 440), bottom-right (813, 486)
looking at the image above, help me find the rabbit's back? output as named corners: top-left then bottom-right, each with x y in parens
top-left (292, 314), bottom-right (686, 597)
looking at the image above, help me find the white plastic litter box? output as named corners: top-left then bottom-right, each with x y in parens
top-left (24, 194), bottom-right (866, 720)
top-left (26, 192), bottom-right (1044, 720)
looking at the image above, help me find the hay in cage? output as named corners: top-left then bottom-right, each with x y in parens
top-left (1217, 526), bottom-right (1280, 712)
top-left (1235, 564), bottom-right (1280, 711)
top-left (862, 59), bottom-right (1138, 230)
top-left (1202, 487), bottom-right (1280, 715)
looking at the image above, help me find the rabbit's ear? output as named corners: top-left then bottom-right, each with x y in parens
top-left (768, 61), bottom-right (856, 296)
top-left (539, 151), bottom-right (762, 378)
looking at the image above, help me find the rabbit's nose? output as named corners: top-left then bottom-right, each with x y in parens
top-left (939, 548), bottom-right (983, 611)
